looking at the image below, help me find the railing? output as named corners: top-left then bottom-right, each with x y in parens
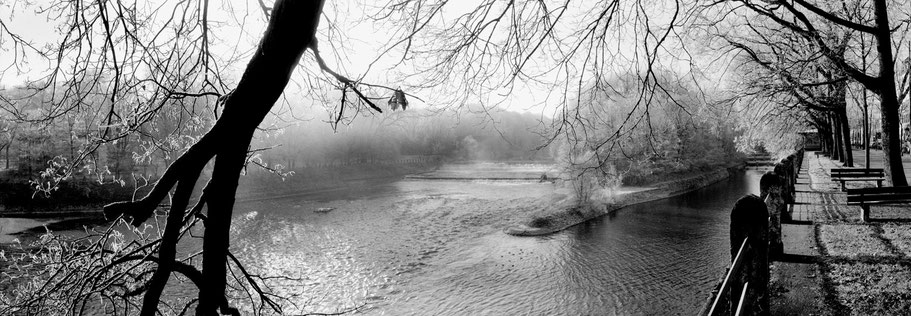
top-left (702, 149), bottom-right (804, 316)
top-left (701, 193), bottom-right (770, 316)
top-left (706, 238), bottom-right (751, 316)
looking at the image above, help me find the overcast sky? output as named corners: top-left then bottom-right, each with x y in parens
top-left (0, 0), bottom-right (727, 122)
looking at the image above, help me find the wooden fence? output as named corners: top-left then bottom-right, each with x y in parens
top-left (702, 150), bottom-right (803, 316)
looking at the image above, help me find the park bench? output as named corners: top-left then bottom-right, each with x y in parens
top-left (846, 186), bottom-right (911, 222)
top-left (830, 168), bottom-right (884, 191)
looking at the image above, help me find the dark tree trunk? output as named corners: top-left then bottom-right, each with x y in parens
top-left (194, 0), bottom-right (326, 314)
top-left (825, 117), bottom-right (832, 156)
top-left (140, 172), bottom-right (199, 316)
top-left (860, 33), bottom-right (872, 168)
top-left (879, 87), bottom-right (905, 186)
top-left (831, 115), bottom-right (838, 159)
top-left (864, 104), bottom-right (870, 167)
top-left (872, 0), bottom-right (907, 186)
top-left (832, 58), bottom-right (853, 167)
top-left (831, 114), bottom-right (843, 162)
top-left (837, 108), bottom-right (853, 167)
top-left (819, 127), bottom-right (831, 155)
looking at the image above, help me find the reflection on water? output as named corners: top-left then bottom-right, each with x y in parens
top-left (376, 170), bottom-right (761, 315)
top-left (413, 162), bottom-right (560, 179)
top-left (228, 172), bottom-right (564, 314)
top-left (224, 166), bottom-right (761, 315)
top-left (0, 218), bottom-right (55, 243)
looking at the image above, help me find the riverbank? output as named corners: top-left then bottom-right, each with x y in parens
top-left (235, 160), bottom-right (441, 201)
top-left (0, 174), bottom-right (137, 216)
top-left (505, 165), bottom-right (740, 236)
top-left (0, 160), bottom-right (441, 242)
top-left (0, 160), bottom-right (441, 215)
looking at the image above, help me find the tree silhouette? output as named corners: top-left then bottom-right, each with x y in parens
top-left (706, 0), bottom-right (910, 185)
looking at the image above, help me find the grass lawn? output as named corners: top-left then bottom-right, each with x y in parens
top-left (882, 224), bottom-right (911, 257)
top-left (828, 263), bottom-right (911, 315)
top-left (819, 224), bottom-right (893, 258)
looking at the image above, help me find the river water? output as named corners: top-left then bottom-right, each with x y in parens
top-left (2, 163), bottom-right (762, 315)
top-left (223, 163), bottom-right (762, 315)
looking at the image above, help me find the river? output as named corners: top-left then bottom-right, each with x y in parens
top-left (2, 163), bottom-right (762, 315)
top-left (224, 163), bottom-right (762, 315)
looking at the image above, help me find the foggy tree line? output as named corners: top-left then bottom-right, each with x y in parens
top-left (0, 83), bottom-right (215, 189)
top-left (0, 89), bottom-right (554, 184)
top-left (251, 108), bottom-right (554, 172)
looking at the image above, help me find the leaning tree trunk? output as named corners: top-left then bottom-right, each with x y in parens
top-left (196, 1), bottom-right (326, 314)
top-left (872, 0), bottom-right (907, 186)
top-left (104, 0), bottom-right (326, 314)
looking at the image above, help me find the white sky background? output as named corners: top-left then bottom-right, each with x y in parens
top-left (0, 0), bottom-right (712, 124)
top-left (0, 1), bottom-right (529, 111)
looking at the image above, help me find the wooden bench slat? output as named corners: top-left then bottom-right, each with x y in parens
top-left (848, 198), bottom-right (911, 203)
top-left (831, 169), bottom-right (884, 176)
top-left (832, 170), bottom-right (885, 173)
top-left (831, 168), bottom-right (884, 172)
top-left (832, 170), bottom-right (885, 172)
top-left (847, 200), bottom-right (911, 206)
top-left (848, 193), bottom-right (911, 200)
top-left (833, 174), bottom-right (885, 177)
top-left (832, 175), bottom-right (885, 181)
top-left (847, 187), bottom-right (911, 194)
top-left (847, 192), bottom-right (911, 200)
top-left (833, 175), bottom-right (884, 177)
top-left (847, 192), bottom-right (911, 198)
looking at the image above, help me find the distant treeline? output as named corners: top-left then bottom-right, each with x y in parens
top-left (250, 108), bottom-right (555, 172)
top-left (0, 90), bottom-right (554, 210)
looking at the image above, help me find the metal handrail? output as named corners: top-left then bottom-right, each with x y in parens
top-left (707, 237), bottom-right (750, 316)
top-left (734, 282), bottom-right (749, 316)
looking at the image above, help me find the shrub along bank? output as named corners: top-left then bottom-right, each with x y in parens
top-left (0, 174), bottom-right (137, 216)
top-left (506, 165), bottom-right (738, 236)
top-left (1, 159), bottom-right (441, 216)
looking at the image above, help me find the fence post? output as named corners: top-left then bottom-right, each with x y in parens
top-left (774, 161), bottom-right (794, 205)
top-left (730, 195), bottom-right (770, 316)
top-left (786, 154), bottom-right (798, 191)
top-left (760, 172), bottom-right (784, 257)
